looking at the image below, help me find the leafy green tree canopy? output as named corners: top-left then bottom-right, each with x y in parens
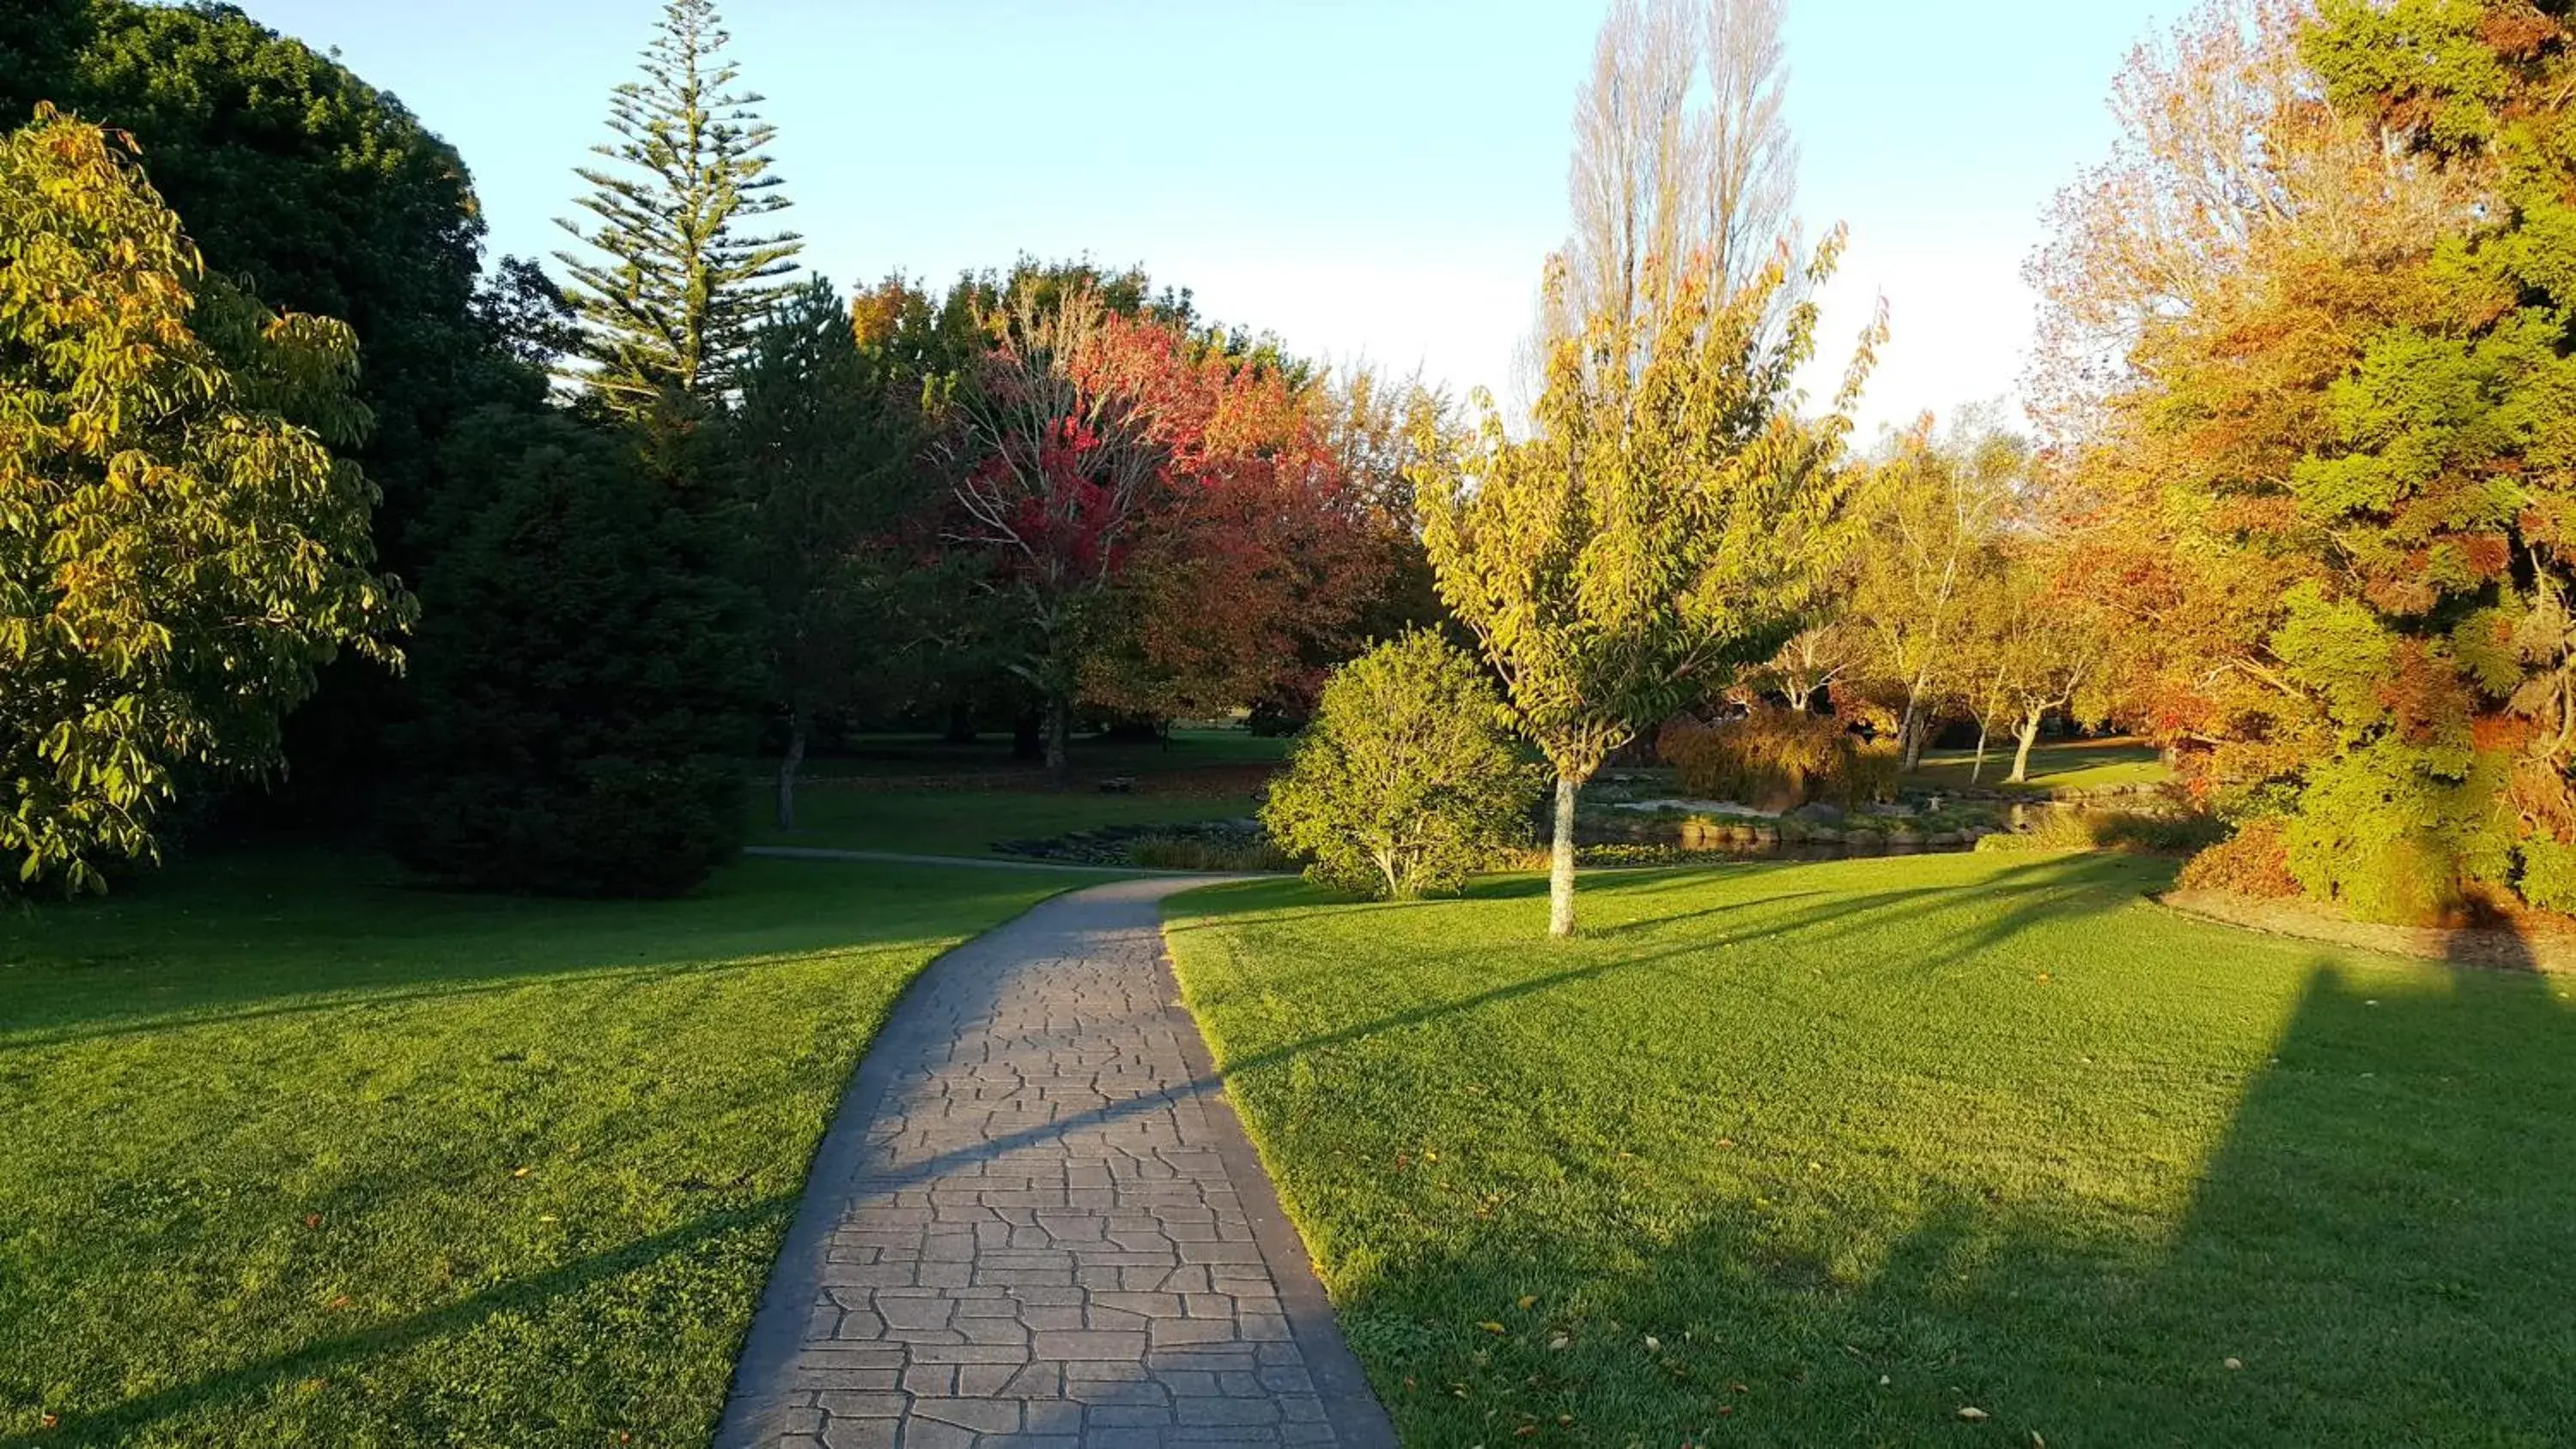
top-left (2, 0), bottom-right (492, 544)
top-left (1, 109), bottom-right (410, 893)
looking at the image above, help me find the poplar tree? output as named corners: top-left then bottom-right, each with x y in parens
top-left (554, 0), bottom-right (800, 413)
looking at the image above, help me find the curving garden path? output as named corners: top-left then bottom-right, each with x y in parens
top-left (715, 875), bottom-right (1394, 1449)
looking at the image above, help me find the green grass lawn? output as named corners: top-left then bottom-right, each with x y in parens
top-left (1905, 737), bottom-right (2168, 793)
top-left (0, 852), bottom-right (1066, 1447)
top-left (751, 785), bottom-right (1262, 857)
top-left (1164, 852), bottom-right (2576, 1447)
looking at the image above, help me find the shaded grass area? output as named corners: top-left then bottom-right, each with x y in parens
top-left (1905, 737), bottom-right (2167, 793)
top-left (750, 786), bottom-right (1261, 858)
top-left (0, 852), bottom-right (1065, 1447)
top-left (791, 726), bottom-right (1292, 780)
top-left (1164, 853), bottom-right (2576, 1446)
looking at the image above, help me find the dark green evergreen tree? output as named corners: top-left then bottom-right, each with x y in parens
top-left (555, 0), bottom-right (800, 415)
top-left (389, 407), bottom-right (760, 897)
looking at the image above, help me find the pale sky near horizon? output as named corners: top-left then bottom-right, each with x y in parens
top-left (219, 0), bottom-right (2183, 440)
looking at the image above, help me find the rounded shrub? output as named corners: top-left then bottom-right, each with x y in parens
top-left (1261, 632), bottom-right (1541, 900)
top-left (2176, 817), bottom-right (2303, 898)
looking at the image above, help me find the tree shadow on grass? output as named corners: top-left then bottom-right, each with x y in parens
top-left (1323, 954), bottom-right (2576, 1447)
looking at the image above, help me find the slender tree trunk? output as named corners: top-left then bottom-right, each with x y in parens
top-left (1549, 774), bottom-right (1581, 938)
top-left (1043, 692), bottom-right (1072, 789)
top-left (1012, 711), bottom-right (1042, 761)
top-left (1787, 681), bottom-right (1814, 712)
top-left (1970, 720), bottom-right (1988, 785)
top-left (1899, 675), bottom-right (1931, 772)
top-left (2009, 712), bottom-right (2043, 784)
top-left (775, 709), bottom-right (807, 831)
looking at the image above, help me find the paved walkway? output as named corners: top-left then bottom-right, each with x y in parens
top-left (716, 876), bottom-right (1395, 1449)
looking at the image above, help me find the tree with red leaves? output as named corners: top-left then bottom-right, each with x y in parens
top-left (946, 285), bottom-right (1162, 782)
top-left (1072, 318), bottom-right (1384, 726)
top-left (945, 284), bottom-right (1385, 783)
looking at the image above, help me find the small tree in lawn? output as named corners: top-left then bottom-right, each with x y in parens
top-left (1421, 238), bottom-right (1874, 937)
top-left (1978, 543), bottom-right (2113, 784)
top-left (1847, 413), bottom-right (2025, 769)
top-left (1262, 632), bottom-right (1541, 900)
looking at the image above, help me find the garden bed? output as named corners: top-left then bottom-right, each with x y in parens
top-left (991, 817), bottom-right (1279, 870)
top-left (2160, 888), bottom-right (2576, 973)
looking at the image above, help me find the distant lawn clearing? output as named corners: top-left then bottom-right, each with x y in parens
top-left (0, 852), bottom-right (1065, 1447)
top-left (751, 785), bottom-right (1261, 858)
top-left (1164, 853), bottom-right (2576, 1446)
top-left (1905, 736), bottom-right (2168, 794)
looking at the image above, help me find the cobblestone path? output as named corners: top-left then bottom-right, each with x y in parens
top-left (715, 876), bottom-right (1394, 1449)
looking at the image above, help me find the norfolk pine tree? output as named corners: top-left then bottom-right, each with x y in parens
top-left (554, 0), bottom-right (799, 415)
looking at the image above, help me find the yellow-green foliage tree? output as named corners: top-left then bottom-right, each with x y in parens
top-left (1847, 413), bottom-right (2026, 769)
top-left (0, 109), bottom-right (407, 892)
top-left (1420, 235), bottom-right (1874, 937)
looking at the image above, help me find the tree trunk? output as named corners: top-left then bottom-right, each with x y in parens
top-left (1970, 720), bottom-right (1988, 785)
top-left (1012, 711), bottom-right (1042, 761)
top-left (1786, 680), bottom-right (1814, 712)
top-left (1549, 774), bottom-right (1580, 939)
top-left (775, 710), bottom-right (807, 831)
top-left (2009, 712), bottom-right (2042, 784)
top-left (1043, 692), bottom-right (1072, 789)
top-left (943, 701), bottom-right (978, 744)
top-left (1899, 677), bottom-right (1930, 772)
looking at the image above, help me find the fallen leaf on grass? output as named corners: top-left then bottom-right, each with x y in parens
top-left (1517, 1294), bottom-right (1539, 1311)
top-left (1958, 1407), bottom-right (1989, 1422)
top-left (1547, 1334), bottom-right (1571, 1351)
top-left (2224, 1357), bottom-right (2243, 1370)
top-left (1478, 1321), bottom-right (1507, 1335)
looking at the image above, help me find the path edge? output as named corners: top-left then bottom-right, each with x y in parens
top-left (1154, 901), bottom-right (1400, 1449)
top-left (709, 882), bottom-right (1079, 1449)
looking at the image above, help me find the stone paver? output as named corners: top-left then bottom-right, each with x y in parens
top-left (717, 876), bottom-right (1394, 1449)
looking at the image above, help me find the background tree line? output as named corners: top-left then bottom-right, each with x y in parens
top-left (0, 0), bottom-right (1449, 899)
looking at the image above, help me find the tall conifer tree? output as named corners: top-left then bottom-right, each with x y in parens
top-left (554, 0), bottom-right (799, 413)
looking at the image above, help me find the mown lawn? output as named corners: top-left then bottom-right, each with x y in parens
top-left (1905, 737), bottom-right (2168, 794)
top-left (0, 852), bottom-right (1065, 1447)
top-left (1164, 853), bottom-right (2576, 1447)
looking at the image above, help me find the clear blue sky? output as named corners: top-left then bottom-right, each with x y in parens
top-left (228, 0), bottom-right (2181, 437)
